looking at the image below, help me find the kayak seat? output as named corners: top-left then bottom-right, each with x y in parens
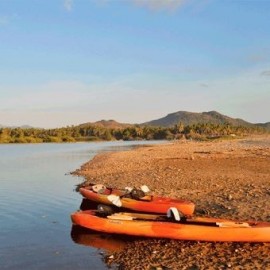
top-left (137, 195), bottom-right (152, 201)
top-left (130, 188), bottom-right (145, 200)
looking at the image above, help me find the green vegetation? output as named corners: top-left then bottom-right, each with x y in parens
top-left (0, 122), bottom-right (268, 144)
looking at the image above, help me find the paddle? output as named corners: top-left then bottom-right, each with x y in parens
top-left (106, 186), bottom-right (151, 207)
top-left (108, 210), bottom-right (180, 221)
top-left (107, 212), bottom-right (167, 221)
top-left (106, 186), bottom-right (133, 207)
top-left (107, 194), bottom-right (122, 207)
top-left (107, 211), bottom-right (251, 228)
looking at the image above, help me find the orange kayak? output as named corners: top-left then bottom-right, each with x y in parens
top-left (79, 186), bottom-right (195, 216)
top-left (71, 210), bottom-right (270, 242)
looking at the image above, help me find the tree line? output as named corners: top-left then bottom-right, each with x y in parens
top-left (0, 123), bottom-right (268, 143)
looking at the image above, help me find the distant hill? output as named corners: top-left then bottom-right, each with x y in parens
top-left (78, 120), bottom-right (132, 129)
top-left (255, 122), bottom-right (270, 130)
top-left (0, 124), bottom-right (34, 129)
top-left (141, 111), bottom-right (256, 128)
top-left (18, 125), bottom-right (34, 129)
top-left (1, 112), bottom-right (269, 131)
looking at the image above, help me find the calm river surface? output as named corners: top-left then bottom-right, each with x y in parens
top-left (0, 141), bottom-right (160, 270)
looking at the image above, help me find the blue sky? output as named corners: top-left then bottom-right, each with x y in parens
top-left (0, 0), bottom-right (269, 128)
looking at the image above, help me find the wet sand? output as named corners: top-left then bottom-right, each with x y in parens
top-left (73, 135), bottom-right (270, 269)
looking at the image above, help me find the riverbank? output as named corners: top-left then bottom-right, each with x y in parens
top-left (73, 135), bottom-right (270, 269)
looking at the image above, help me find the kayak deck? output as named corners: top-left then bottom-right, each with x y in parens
top-left (71, 210), bottom-right (270, 243)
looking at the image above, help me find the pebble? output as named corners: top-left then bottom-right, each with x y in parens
top-left (73, 136), bottom-right (270, 269)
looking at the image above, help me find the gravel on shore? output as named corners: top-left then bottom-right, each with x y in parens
top-left (73, 135), bottom-right (270, 270)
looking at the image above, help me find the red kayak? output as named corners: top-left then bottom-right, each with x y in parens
top-left (79, 184), bottom-right (195, 216)
top-left (71, 210), bottom-right (270, 243)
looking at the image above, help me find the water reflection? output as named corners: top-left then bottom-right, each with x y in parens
top-left (71, 199), bottom-right (141, 253)
top-left (80, 198), bottom-right (100, 210)
top-left (70, 226), bottom-right (127, 252)
top-left (0, 141), bottom-right (162, 270)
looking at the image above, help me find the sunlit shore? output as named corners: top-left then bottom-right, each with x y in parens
top-left (73, 135), bottom-right (270, 269)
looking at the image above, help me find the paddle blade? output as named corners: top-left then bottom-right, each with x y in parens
top-left (107, 195), bottom-right (122, 207)
top-left (141, 185), bottom-right (150, 193)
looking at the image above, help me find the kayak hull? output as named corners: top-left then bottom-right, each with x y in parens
top-left (71, 210), bottom-right (270, 243)
top-left (79, 187), bottom-right (195, 216)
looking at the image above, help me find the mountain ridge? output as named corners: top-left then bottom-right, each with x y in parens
top-left (141, 110), bottom-right (261, 128)
top-left (1, 111), bottom-right (269, 130)
top-left (79, 111), bottom-right (269, 131)
top-left (78, 119), bottom-right (132, 129)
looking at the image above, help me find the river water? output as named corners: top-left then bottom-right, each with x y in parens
top-left (0, 141), bottom-right (159, 270)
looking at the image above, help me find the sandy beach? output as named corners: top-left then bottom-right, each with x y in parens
top-left (73, 135), bottom-right (270, 269)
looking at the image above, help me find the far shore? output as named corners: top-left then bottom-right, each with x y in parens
top-left (73, 135), bottom-right (270, 269)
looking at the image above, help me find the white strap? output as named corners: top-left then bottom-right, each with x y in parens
top-left (167, 207), bottom-right (181, 221)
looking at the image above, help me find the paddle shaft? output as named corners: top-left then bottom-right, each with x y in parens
top-left (111, 212), bottom-right (251, 227)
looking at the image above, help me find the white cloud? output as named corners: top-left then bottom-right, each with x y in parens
top-left (247, 49), bottom-right (270, 64)
top-left (0, 15), bottom-right (9, 25)
top-left (132, 0), bottom-right (188, 11)
top-left (261, 70), bottom-right (270, 77)
top-left (0, 13), bottom-right (18, 26)
top-left (201, 69), bottom-right (270, 123)
top-left (1, 80), bottom-right (105, 111)
top-left (1, 67), bottom-right (269, 128)
top-left (64, 0), bottom-right (73, 12)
